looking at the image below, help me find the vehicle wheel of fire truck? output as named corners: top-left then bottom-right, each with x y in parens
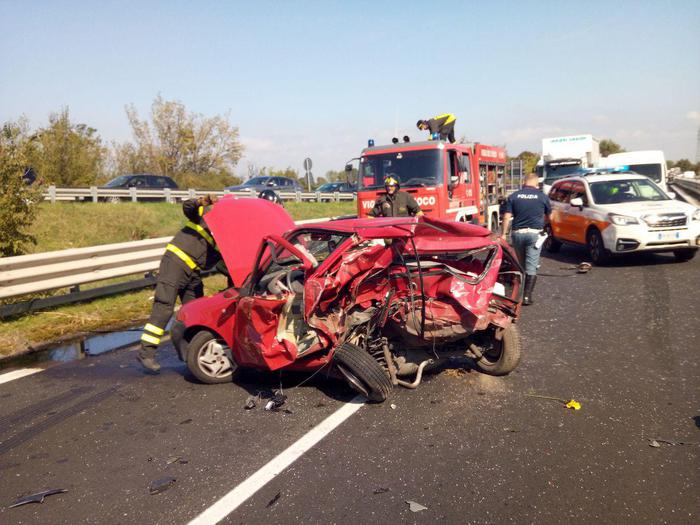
top-left (186, 331), bottom-right (236, 384)
top-left (673, 249), bottom-right (696, 262)
top-left (334, 343), bottom-right (392, 402)
top-left (474, 325), bottom-right (521, 376)
top-left (544, 224), bottom-right (561, 253)
top-left (586, 228), bottom-right (610, 265)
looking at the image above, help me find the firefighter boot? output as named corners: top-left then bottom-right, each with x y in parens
top-left (523, 275), bottom-right (537, 306)
top-left (137, 344), bottom-right (161, 373)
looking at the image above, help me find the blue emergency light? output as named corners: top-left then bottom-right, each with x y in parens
top-left (368, 139), bottom-right (375, 147)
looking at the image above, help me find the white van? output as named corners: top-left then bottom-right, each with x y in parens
top-left (603, 150), bottom-right (667, 191)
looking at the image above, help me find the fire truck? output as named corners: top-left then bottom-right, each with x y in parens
top-left (354, 140), bottom-right (508, 231)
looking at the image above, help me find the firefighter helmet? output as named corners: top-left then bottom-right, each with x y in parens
top-left (384, 175), bottom-right (399, 189)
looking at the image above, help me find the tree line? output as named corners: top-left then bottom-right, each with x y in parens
top-left (1, 96), bottom-right (246, 189)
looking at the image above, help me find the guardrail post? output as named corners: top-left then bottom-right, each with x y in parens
top-left (49, 185), bottom-right (56, 204)
top-left (316, 191), bottom-right (322, 203)
top-left (130, 187), bottom-right (137, 202)
top-left (296, 190), bottom-right (302, 203)
top-left (189, 188), bottom-right (196, 199)
top-left (334, 191), bottom-right (340, 203)
top-left (164, 187), bottom-right (172, 204)
top-left (90, 186), bottom-right (98, 203)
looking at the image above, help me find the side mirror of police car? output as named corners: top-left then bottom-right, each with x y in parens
top-left (666, 191), bottom-right (676, 199)
top-left (570, 197), bottom-right (584, 209)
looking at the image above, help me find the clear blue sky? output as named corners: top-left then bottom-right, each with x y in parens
top-left (2, 0), bottom-right (699, 179)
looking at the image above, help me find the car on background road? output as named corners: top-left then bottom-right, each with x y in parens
top-left (544, 173), bottom-right (700, 264)
top-left (316, 181), bottom-right (356, 193)
top-left (225, 176), bottom-right (303, 193)
top-left (171, 196), bottom-right (525, 402)
top-left (100, 174), bottom-right (179, 202)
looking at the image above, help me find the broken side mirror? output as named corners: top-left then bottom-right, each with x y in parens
top-left (345, 164), bottom-right (353, 172)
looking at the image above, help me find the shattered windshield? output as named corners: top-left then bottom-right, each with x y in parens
top-left (359, 150), bottom-right (442, 190)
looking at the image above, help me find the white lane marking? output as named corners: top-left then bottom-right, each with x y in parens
top-left (0, 368), bottom-right (44, 385)
top-left (188, 395), bottom-right (366, 525)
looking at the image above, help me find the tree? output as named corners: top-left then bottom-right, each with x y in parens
top-left (669, 158), bottom-right (696, 173)
top-left (122, 95), bottom-right (244, 188)
top-left (515, 151), bottom-right (539, 175)
top-left (0, 119), bottom-right (43, 256)
top-left (599, 139), bottom-right (625, 157)
top-left (30, 107), bottom-right (106, 186)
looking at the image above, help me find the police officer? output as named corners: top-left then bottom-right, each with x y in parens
top-left (500, 173), bottom-right (551, 305)
top-left (138, 194), bottom-right (222, 372)
top-left (368, 176), bottom-right (424, 218)
top-left (416, 113), bottom-right (457, 143)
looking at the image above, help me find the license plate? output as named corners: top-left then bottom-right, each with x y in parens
top-left (657, 231), bottom-right (681, 241)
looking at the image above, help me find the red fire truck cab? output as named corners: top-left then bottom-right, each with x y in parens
top-left (356, 140), bottom-right (508, 231)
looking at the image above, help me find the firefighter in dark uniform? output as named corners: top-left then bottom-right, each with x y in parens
top-left (138, 194), bottom-right (222, 372)
top-left (368, 176), bottom-right (424, 218)
top-left (417, 113), bottom-right (457, 143)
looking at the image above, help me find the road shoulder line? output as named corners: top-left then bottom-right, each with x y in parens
top-left (187, 395), bottom-right (366, 525)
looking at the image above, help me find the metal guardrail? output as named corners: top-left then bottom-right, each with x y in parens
top-left (671, 178), bottom-right (700, 198)
top-left (42, 186), bottom-right (356, 203)
top-left (0, 217), bottom-right (341, 318)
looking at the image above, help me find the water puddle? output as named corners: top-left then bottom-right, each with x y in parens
top-left (0, 327), bottom-right (143, 372)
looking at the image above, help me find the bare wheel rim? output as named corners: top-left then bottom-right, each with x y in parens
top-left (197, 340), bottom-right (233, 378)
top-left (336, 363), bottom-right (370, 398)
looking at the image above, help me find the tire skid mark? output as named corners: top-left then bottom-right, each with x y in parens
top-left (0, 386), bottom-right (93, 434)
top-left (0, 385), bottom-right (120, 456)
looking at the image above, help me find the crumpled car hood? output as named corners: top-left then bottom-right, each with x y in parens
top-left (205, 196), bottom-right (295, 287)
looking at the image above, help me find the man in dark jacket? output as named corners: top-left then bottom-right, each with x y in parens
top-left (500, 173), bottom-right (551, 305)
top-left (368, 176), bottom-right (424, 218)
top-left (138, 194), bottom-right (222, 372)
top-left (417, 113), bottom-right (457, 143)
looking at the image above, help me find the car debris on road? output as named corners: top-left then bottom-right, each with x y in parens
top-left (9, 488), bottom-right (67, 508)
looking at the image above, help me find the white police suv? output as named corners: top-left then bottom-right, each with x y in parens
top-left (545, 173), bottom-right (700, 264)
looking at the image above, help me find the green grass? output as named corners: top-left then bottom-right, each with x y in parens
top-left (28, 200), bottom-right (356, 252)
top-left (1, 200), bottom-right (357, 358)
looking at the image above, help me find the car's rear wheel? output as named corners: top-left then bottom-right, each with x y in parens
top-left (673, 249), bottom-right (697, 262)
top-left (334, 342), bottom-right (392, 402)
top-left (587, 228), bottom-right (610, 265)
top-left (543, 224), bottom-right (562, 253)
top-left (186, 331), bottom-right (235, 384)
top-left (474, 325), bottom-right (521, 376)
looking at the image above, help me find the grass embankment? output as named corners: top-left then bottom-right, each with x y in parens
top-left (0, 200), bottom-right (356, 358)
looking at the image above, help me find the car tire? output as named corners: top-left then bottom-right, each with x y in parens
top-left (186, 331), bottom-right (236, 384)
top-left (587, 228), bottom-right (610, 265)
top-left (474, 324), bottom-right (521, 376)
top-left (673, 249), bottom-right (696, 262)
top-left (544, 224), bottom-right (562, 253)
top-left (334, 342), bottom-right (392, 402)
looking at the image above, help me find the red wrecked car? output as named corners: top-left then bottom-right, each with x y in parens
top-left (171, 196), bottom-right (524, 402)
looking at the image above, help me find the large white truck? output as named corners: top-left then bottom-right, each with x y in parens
top-left (540, 134), bottom-right (600, 194)
top-left (602, 150), bottom-right (668, 191)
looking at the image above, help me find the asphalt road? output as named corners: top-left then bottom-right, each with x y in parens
top-left (1, 248), bottom-right (698, 525)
